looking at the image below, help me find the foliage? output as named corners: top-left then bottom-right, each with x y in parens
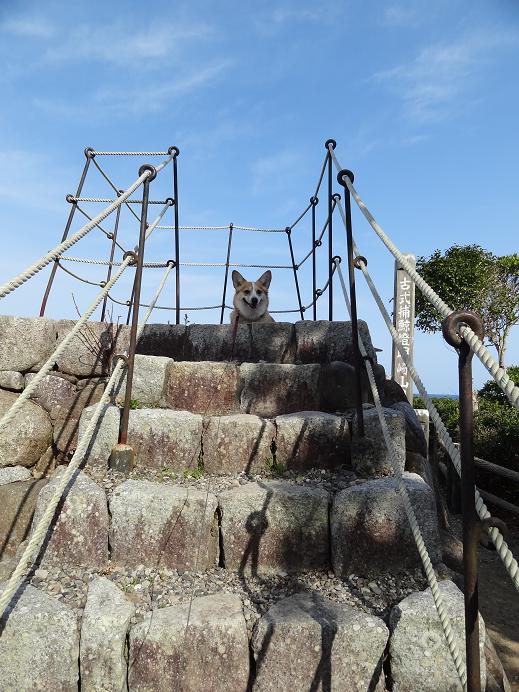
top-left (265, 456), bottom-right (285, 477)
top-left (413, 396), bottom-right (460, 438)
top-left (415, 246), bottom-right (519, 367)
top-left (183, 466), bottom-right (204, 480)
top-left (129, 399), bottom-right (141, 410)
top-left (478, 365), bottom-right (519, 405)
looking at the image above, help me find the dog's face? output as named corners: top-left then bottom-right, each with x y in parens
top-left (232, 270), bottom-right (271, 320)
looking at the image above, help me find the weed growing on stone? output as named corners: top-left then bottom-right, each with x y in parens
top-left (265, 457), bottom-right (285, 477)
top-left (129, 399), bottom-right (141, 410)
top-left (159, 464), bottom-right (176, 481)
top-left (183, 467), bottom-right (204, 480)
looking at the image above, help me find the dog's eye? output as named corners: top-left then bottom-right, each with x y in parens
top-left (244, 290), bottom-right (250, 295)
top-left (256, 290), bottom-right (263, 295)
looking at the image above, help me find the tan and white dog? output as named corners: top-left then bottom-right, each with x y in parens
top-left (230, 270), bottom-right (274, 325)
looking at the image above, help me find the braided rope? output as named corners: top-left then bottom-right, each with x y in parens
top-left (0, 171), bottom-right (150, 300)
top-left (329, 148), bottom-right (519, 409)
top-left (0, 264), bottom-right (173, 620)
top-left (179, 261), bottom-right (292, 269)
top-left (60, 256), bottom-right (170, 268)
top-left (71, 197), bottom-right (168, 205)
top-left (57, 261), bottom-right (106, 286)
top-left (155, 225), bottom-right (285, 233)
top-left (342, 232), bottom-right (519, 592)
top-left (334, 259), bottom-right (467, 689)
top-left (0, 258), bottom-right (131, 434)
top-left (106, 293), bottom-right (226, 312)
top-left (91, 151), bottom-right (170, 156)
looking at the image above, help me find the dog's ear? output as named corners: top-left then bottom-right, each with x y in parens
top-left (232, 270), bottom-right (245, 289)
top-left (257, 270), bottom-right (272, 289)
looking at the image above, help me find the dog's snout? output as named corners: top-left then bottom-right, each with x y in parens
top-left (251, 297), bottom-right (258, 307)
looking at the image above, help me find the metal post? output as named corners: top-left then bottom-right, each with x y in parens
top-left (338, 169), bottom-right (364, 437)
top-left (39, 148), bottom-right (94, 316)
top-left (286, 227), bottom-right (304, 320)
top-left (311, 196), bottom-right (318, 320)
top-left (442, 310), bottom-right (484, 692)
top-left (220, 223), bottom-right (234, 324)
top-left (325, 139), bottom-right (336, 320)
top-left (119, 165), bottom-right (155, 445)
top-left (169, 146), bottom-right (181, 325)
top-left (100, 194), bottom-right (123, 323)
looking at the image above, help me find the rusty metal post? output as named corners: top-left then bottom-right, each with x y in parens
top-left (119, 164), bottom-right (155, 446)
top-left (286, 227), bottom-right (304, 320)
top-left (338, 169), bottom-right (364, 437)
top-left (220, 223), bottom-right (234, 324)
top-left (40, 147), bottom-right (94, 316)
top-left (442, 309), bottom-right (484, 692)
top-left (310, 196), bottom-right (318, 320)
top-left (100, 193), bottom-right (123, 323)
top-left (325, 139), bottom-right (336, 320)
top-left (168, 146), bottom-right (181, 325)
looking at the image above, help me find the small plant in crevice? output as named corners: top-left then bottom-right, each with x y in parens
top-left (183, 466), bottom-right (204, 480)
top-left (264, 456), bottom-right (285, 478)
top-left (159, 463), bottom-right (176, 481)
top-left (129, 399), bottom-right (141, 410)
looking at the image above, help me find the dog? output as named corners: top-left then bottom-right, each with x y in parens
top-left (230, 270), bottom-right (274, 325)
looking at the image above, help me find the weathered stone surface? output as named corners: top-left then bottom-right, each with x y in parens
top-left (114, 354), bottom-right (172, 407)
top-left (80, 576), bottom-right (135, 692)
top-left (391, 400), bottom-right (428, 456)
top-left (389, 580), bottom-right (486, 691)
top-left (0, 583), bottom-right (79, 691)
top-left (25, 372), bottom-right (76, 412)
top-left (331, 473), bottom-right (440, 576)
top-left (252, 592), bottom-right (388, 691)
top-left (164, 361), bottom-right (240, 414)
top-left (128, 409), bottom-right (203, 472)
top-left (52, 381), bottom-right (106, 454)
top-left (186, 323), bottom-right (252, 362)
top-left (380, 377), bottom-right (408, 407)
top-left (351, 406), bottom-right (406, 477)
top-left (0, 466), bottom-right (31, 484)
top-left (240, 363), bottom-right (320, 417)
top-left (78, 404), bottom-right (120, 467)
top-left (32, 468), bottom-right (109, 568)
top-left (250, 322), bottom-right (295, 363)
top-left (136, 323), bottom-right (187, 359)
top-left (0, 390), bottom-right (53, 468)
top-left (219, 481), bottom-right (330, 574)
top-left (129, 593), bottom-right (249, 692)
top-left (274, 411), bottom-right (350, 470)
top-left (295, 320), bottom-right (377, 364)
top-left (0, 315), bottom-right (57, 373)
top-left (414, 407), bottom-right (430, 451)
top-left (0, 478), bottom-right (46, 558)
top-left (202, 414), bottom-right (275, 475)
top-left (405, 451), bottom-right (433, 486)
top-left (32, 446), bottom-right (59, 479)
top-left (110, 480), bottom-right (218, 570)
top-left (55, 319), bottom-right (130, 377)
top-left (484, 633), bottom-right (511, 692)
top-left (319, 361), bottom-right (371, 411)
top-left (0, 370), bottom-right (24, 391)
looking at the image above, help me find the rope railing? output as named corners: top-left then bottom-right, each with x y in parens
top-left (156, 224), bottom-right (286, 233)
top-left (0, 262), bottom-right (174, 620)
top-left (334, 258), bottom-right (467, 689)
top-left (329, 146), bottom-right (519, 410)
top-left (70, 197), bottom-right (169, 205)
top-left (74, 206), bottom-right (128, 252)
top-left (0, 160), bottom-right (174, 301)
top-left (59, 256), bottom-right (171, 268)
top-left (334, 198), bottom-right (519, 592)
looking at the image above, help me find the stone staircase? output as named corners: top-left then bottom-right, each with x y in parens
top-left (0, 317), bottom-right (500, 691)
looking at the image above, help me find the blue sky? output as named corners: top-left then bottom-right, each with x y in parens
top-left (0, 0), bottom-right (518, 393)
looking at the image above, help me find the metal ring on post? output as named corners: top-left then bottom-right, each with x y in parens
top-left (332, 255), bottom-right (342, 265)
top-left (66, 194), bottom-right (75, 204)
top-left (310, 196), bottom-right (319, 206)
top-left (138, 164), bottom-right (157, 181)
top-left (84, 147), bottom-right (95, 159)
top-left (442, 310), bottom-right (484, 349)
top-left (353, 255), bottom-right (367, 269)
top-left (337, 169), bottom-right (354, 186)
top-left (332, 193), bottom-right (341, 202)
top-left (166, 259), bottom-right (175, 267)
top-left (325, 139), bottom-right (337, 150)
top-left (113, 353), bottom-right (129, 368)
top-left (315, 240), bottom-right (322, 247)
top-left (106, 233), bottom-right (114, 240)
top-left (285, 226), bottom-right (291, 235)
top-left (168, 146), bottom-right (180, 157)
top-left (315, 289), bottom-right (323, 297)
top-left (123, 250), bottom-right (138, 266)
top-left (166, 197), bottom-right (175, 206)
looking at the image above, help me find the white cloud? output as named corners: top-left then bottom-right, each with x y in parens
top-left (251, 150), bottom-right (305, 194)
top-left (1, 15), bottom-right (55, 38)
top-left (373, 29), bottom-right (519, 123)
top-left (381, 5), bottom-right (420, 28)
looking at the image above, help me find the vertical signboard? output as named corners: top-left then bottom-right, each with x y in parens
top-left (391, 254), bottom-right (416, 403)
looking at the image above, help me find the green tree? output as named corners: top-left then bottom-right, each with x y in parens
top-left (415, 245), bottom-right (519, 367)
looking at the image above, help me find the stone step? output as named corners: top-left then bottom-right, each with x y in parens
top-left (136, 320), bottom-right (378, 365)
top-left (115, 355), bottom-right (387, 417)
top-left (27, 470), bottom-right (440, 578)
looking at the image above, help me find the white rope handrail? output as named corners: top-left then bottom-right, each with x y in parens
top-left (329, 146), bottom-right (519, 410)
top-left (0, 170), bottom-right (154, 300)
top-left (335, 208), bottom-right (519, 592)
top-left (70, 197), bottom-right (169, 205)
top-left (334, 259), bottom-right (467, 689)
top-left (60, 256), bottom-right (170, 268)
top-left (179, 261), bottom-right (292, 269)
top-left (0, 263), bottom-right (174, 620)
top-left (91, 151), bottom-right (170, 156)
top-left (155, 225), bottom-right (286, 233)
